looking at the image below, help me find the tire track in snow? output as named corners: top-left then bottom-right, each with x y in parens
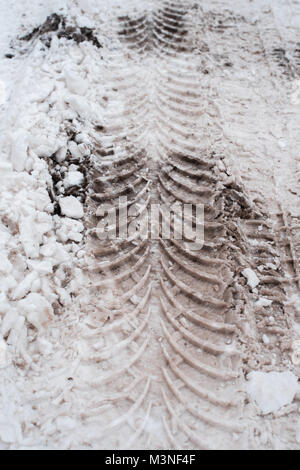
top-left (83, 0), bottom-right (246, 450)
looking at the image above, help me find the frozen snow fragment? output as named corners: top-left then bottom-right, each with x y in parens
top-left (262, 334), bottom-right (270, 345)
top-left (266, 262), bottom-right (278, 270)
top-left (0, 338), bottom-right (8, 367)
top-left (78, 143), bottom-right (90, 156)
top-left (0, 274), bottom-right (17, 293)
top-left (57, 220), bottom-right (84, 242)
top-left (65, 69), bottom-right (88, 96)
top-left (0, 80), bottom-right (6, 105)
top-left (217, 160), bottom-right (226, 172)
top-left (75, 133), bottom-right (90, 144)
top-left (36, 213), bottom-right (53, 238)
top-left (256, 297), bottom-right (273, 308)
top-left (242, 268), bottom-right (260, 289)
top-left (18, 293), bottom-right (53, 330)
top-left (32, 191), bottom-right (52, 212)
top-left (9, 129), bottom-right (28, 172)
top-left (40, 241), bottom-right (69, 266)
top-left (291, 340), bottom-right (300, 366)
top-left (246, 371), bottom-right (299, 415)
top-left (67, 95), bottom-right (90, 118)
top-left (27, 260), bottom-right (53, 275)
top-left (36, 337), bottom-right (53, 356)
top-left (0, 254), bottom-right (13, 274)
top-left (56, 147), bottom-right (67, 163)
top-left (64, 171), bottom-right (84, 188)
top-left (130, 295), bottom-right (140, 306)
top-left (19, 215), bottom-right (40, 259)
top-left (100, 136), bottom-right (114, 148)
top-left (59, 196), bottom-right (84, 219)
top-left (0, 293), bottom-right (10, 315)
top-left (11, 271), bottom-right (38, 301)
top-left (0, 227), bottom-right (10, 247)
top-left (1, 309), bottom-right (22, 338)
top-left (68, 141), bottom-right (82, 159)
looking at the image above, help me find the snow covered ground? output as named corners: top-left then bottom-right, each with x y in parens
top-left (0, 0), bottom-right (299, 450)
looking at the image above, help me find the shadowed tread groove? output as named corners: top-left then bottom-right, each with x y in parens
top-left (118, 2), bottom-right (193, 54)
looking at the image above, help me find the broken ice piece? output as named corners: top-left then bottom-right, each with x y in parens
top-left (130, 295), bottom-right (140, 306)
top-left (59, 196), bottom-right (84, 219)
top-left (18, 293), bottom-right (53, 330)
top-left (291, 340), bottom-right (300, 366)
top-left (64, 171), bottom-right (84, 188)
top-left (262, 334), bottom-right (270, 345)
top-left (65, 69), bottom-right (88, 96)
top-left (246, 371), bottom-right (299, 415)
top-left (56, 146), bottom-right (67, 163)
top-left (242, 268), bottom-right (260, 289)
top-left (256, 297), bottom-right (273, 308)
top-left (0, 338), bottom-right (8, 367)
top-left (68, 141), bottom-right (83, 159)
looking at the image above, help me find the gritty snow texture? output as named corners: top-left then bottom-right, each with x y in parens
top-left (0, 0), bottom-right (299, 451)
top-left (246, 371), bottom-right (299, 415)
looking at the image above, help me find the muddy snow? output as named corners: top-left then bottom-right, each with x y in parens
top-left (0, 0), bottom-right (299, 450)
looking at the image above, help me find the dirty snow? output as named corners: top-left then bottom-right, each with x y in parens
top-left (0, 0), bottom-right (299, 451)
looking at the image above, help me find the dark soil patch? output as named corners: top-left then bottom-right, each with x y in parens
top-left (19, 13), bottom-right (102, 49)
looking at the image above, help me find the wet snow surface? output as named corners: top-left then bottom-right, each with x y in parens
top-left (0, 0), bottom-right (300, 450)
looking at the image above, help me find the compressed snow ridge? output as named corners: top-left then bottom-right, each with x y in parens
top-left (246, 371), bottom-right (299, 415)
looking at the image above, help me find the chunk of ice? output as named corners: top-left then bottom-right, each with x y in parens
top-left (242, 268), bottom-right (260, 289)
top-left (246, 371), bottom-right (299, 414)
